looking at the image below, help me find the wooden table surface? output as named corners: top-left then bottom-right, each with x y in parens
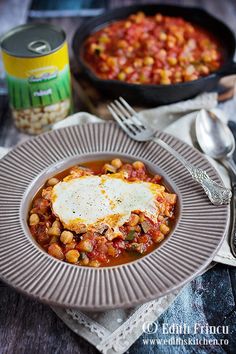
top-left (0, 1), bottom-right (236, 354)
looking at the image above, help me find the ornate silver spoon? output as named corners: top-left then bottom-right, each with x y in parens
top-left (196, 109), bottom-right (236, 257)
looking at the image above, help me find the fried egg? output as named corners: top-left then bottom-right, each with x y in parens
top-left (51, 174), bottom-right (165, 233)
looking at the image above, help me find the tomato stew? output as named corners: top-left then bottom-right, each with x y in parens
top-left (83, 12), bottom-right (222, 85)
top-left (28, 159), bottom-right (177, 267)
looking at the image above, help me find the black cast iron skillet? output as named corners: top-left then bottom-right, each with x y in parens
top-left (72, 4), bottom-right (236, 106)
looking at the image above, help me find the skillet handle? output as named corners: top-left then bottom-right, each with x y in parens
top-left (217, 61), bottom-right (236, 77)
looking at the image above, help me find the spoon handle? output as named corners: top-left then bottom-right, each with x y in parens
top-left (222, 157), bottom-right (236, 257)
top-left (186, 164), bottom-right (232, 206)
top-left (229, 181), bottom-right (236, 257)
top-left (224, 158), bottom-right (236, 176)
top-left (153, 137), bottom-right (232, 205)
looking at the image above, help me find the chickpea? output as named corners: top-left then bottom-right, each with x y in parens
top-left (129, 213), bottom-right (140, 226)
top-left (185, 65), bottom-right (195, 76)
top-left (53, 220), bottom-right (61, 228)
top-left (167, 57), bottom-right (177, 66)
top-left (65, 241), bottom-right (76, 252)
top-left (160, 224), bottom-right (170, 235)
top-left (167, 41), bottom-right (175, 49)
top-left (29, 213), bottom-right (40, 226)
top-left (47, 177), bottom-right (59, 186)
top-left (99, 34), bottom-right (110, 44)
top-left (159, 49), bottom-right (167, 58)
top-left (66, 250), bottom-right (80, 264)
top-left (117, 39), bottom-right (128, 49)
top-left (60, 231), bottom-right (74, 244)
top-left (132, 161), bottom-right (144, 170)
top-left (89, 260), bottom-right (101, 268)
top-left (167, 35), bottom-right (176, 44)
top-left (117, 72), bottom-right (126, 81)
top-left (124, 66), bottom-right (134, 74)
top-left (159, 32), bottom-right (167, 41)
top-left (199, 64), bottom-right (209, 75)
top-left (134, 58), bottom-right (143, 68)
top-left (107, 244), bottom-right (117, 257)
top-left (50, 235), bottom-right (59, 244)
top-left (48, 243), bottom-right (64, 260)
top-left (143, 56), bottom-right (154, 66)
top-left (103, 163), bottom-right (116, 174)
top-left (80, 253), bottom-right (90, 266)
top-left (77, 239), bottom-right (93, 253)
top-left (160, 77), bottom-right (171, 85)
top-left (48, 220), bottom-right (61, 236)
top-left (139, 73), bottom-right (149, 84)
top-left (107, 57), bottom-right (117, 68)
top-left (48, 227), bottom-right (61, 237)
top-left (155, 13), bottom-right (163, 22)
top-left (111, 158), bottom-right (122, 169)
top-left (153, 232), bottom-right (165, 243)
top-left (125, 21), bottom-right (131, 29)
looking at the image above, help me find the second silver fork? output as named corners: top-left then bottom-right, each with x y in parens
top-left (108, 97), bottom-right (232, 206)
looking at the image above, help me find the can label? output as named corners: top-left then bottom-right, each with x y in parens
top-left (2, 42), bottom-right (71, 110)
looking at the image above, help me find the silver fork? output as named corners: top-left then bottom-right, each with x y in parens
top-left (107, 97), bottom-right (232, 206)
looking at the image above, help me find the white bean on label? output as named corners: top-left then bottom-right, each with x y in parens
top-left (23, 108), bottom-right (31, 114)
top-left (33, 107), bottom-right (41, 114)
top-left (12, 98), bottom-right (70, 135)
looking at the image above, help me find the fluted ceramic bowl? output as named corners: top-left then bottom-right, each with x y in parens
top-left (0, 123), bottom-right (229, 310)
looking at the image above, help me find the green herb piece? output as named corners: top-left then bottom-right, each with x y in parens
top-left (126, 230), bottom-right (136, 241)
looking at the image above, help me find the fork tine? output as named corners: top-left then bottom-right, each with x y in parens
top-left (107, 105), bottom-right (128, 131)
top-left (109, 102), bottom-right (127, 124)
top-left (118, 97), bottom-right (145, 130)
top-left (107, 104), bottom-right (136, 137)
top-left (114, 99), bottom-right (132, 119)
top-left (113, 99), bottom-right (142, 133)
top-left (110, 102), bottom-right (138, 135)
top-left (108, 100), bottom-right (154, 141)
top-left (118, 97), bottom-right (137, 116)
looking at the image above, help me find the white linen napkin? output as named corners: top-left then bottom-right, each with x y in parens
top-left (0, 147), bottom-right (9, 158)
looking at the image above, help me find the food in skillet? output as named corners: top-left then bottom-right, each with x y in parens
top-left (28, 159), bottom-right (177, 267)
top-left (83, 12), bottom-right (222, 85)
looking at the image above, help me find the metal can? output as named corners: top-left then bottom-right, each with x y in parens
top-left (1, 23), bottom-right (71, 134)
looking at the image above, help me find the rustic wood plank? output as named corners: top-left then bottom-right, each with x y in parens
top-left (0, 281), bottom-right (99, 354)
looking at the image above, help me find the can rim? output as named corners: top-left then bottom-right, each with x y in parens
top-left (0, 23), bottom-right (67, 58)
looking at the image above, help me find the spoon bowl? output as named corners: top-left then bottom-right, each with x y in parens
top-left (196, 109), bottom-right (235, 160)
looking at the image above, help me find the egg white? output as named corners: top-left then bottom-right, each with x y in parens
top-left (51, 174), bottom-right (165, 232)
